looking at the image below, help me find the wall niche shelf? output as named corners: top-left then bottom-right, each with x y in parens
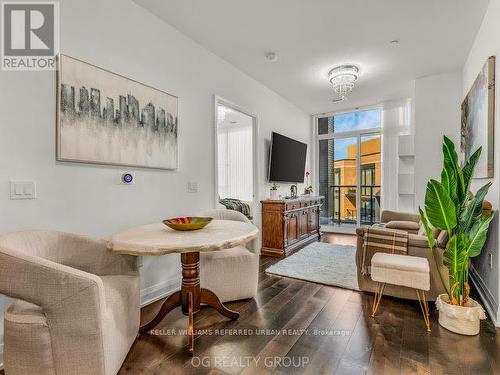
top-left (398, 134), bottom-right (415, 157)
top-left (397, 134), bottom-right (415, 210)
top-left (398, 173), bottom-right (415, 195)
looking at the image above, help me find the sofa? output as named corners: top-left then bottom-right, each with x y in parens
top-left (0, 231), bottom-right (140, 375)
top-left (355, 210), bottom-right (449, 301)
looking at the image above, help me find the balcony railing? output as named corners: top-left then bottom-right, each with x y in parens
top-left (329, 185), bottom-right (381, 225)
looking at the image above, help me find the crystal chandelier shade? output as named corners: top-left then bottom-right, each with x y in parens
top-left (328, 65), bottom-right (360, 100)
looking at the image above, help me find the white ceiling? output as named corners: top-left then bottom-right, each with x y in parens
top-left (134, 0), bottom-right (489, 114)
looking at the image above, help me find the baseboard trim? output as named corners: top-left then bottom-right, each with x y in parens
top-left (470, 264), bottom-right (499, 326)
top-left (140, 277), bottom-right (181, 307)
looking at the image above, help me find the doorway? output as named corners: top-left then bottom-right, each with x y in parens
top-left (214, 97), bottom-right (257, 221)
top-left (316, 109), bottom-right (382, 233)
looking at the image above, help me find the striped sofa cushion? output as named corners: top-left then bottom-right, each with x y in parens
top-left (361, 227), bottom-right (409, 276)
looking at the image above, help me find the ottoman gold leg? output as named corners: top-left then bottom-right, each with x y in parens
top-left (416, 290), bottom-right (431, 332)
top-left (371, 282), bottom-right (385, 317)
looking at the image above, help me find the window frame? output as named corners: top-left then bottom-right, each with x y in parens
top-left (312, 105), bottom-right (383, 230)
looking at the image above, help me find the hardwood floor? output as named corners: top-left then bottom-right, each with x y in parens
top-left (2, 233), bottom-right (498, 374)
top-left (117, 233), bottom-right (499, 374)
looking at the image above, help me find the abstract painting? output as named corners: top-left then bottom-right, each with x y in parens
top-left (461, 56), bottom-right (495, 178)
top-left (57, 54), bottom-right (178, 169)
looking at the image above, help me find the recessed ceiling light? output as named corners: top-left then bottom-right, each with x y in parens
top-left (390, 39), bottom-right (400, 45)
top-left (264, 51), bottom-right (278, 62)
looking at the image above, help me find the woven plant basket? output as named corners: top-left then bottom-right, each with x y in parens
top-left (436, 294), bottom-right (486, 335)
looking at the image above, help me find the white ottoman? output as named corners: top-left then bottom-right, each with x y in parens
top-left (370, 252), bottom-right (431, 332)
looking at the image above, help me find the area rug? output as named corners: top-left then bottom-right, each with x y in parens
top-left (265, 242), bottom-right (360, 290)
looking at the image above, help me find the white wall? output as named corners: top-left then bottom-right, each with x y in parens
top-left (380, 99), bottom-right (412, 212)
top-left (463, 0), bottom-right (500, 325)
top-left (0, 0), bottom-right (310, 365)
top-left (342, 74), bottom-right (461, 217)
top-left (413, 72), bottom-right (462, 209)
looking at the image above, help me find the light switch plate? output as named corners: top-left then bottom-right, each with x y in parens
top-left (10, 181), bottom-right (36, 200)
top-left (187, 182), bottom-right (198, 193)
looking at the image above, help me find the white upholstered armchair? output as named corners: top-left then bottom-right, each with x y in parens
top-left (198, 209), bottom-right (259, 302)
top-left (0, 231), bottom-right (140, 375)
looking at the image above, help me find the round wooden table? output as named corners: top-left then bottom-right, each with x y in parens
top-left (108, 220), bottom-right (259, 354)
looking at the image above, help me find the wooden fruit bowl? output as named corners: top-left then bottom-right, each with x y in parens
top-left (162, 217), bottom-right (213, 231)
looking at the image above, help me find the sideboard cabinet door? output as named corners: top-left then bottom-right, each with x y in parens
top-left (286, 213), bottom-right (299, 244)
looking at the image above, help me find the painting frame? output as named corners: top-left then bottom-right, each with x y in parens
top-left (56, 53), bottom-right (179, 170)
top-left (461, 56), bottom-right (495, 179)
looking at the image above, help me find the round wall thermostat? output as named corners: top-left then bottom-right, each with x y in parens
top-left (121, 173), bottom-right (134, 184)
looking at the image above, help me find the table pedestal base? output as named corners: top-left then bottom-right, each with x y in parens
top-left (139, 252), bottom-right (239, 354)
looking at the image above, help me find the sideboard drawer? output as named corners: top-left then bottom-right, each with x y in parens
top-left (286, 202), bottom-right (300, 211)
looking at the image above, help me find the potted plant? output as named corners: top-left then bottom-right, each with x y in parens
top-left (270, 183), bottom-right (279, 200)
top-left (419, 136), bottom-right (492, 335)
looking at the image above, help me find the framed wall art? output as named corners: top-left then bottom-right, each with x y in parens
top-left (461, 56), bottom-right (495, 178)
top-left (57, 54), bottom-right (178, 169)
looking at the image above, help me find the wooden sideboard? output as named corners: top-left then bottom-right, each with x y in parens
top-left (261, 196), bottom-right (324, 257)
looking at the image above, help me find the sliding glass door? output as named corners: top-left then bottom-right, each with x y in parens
top-left (332, 137), bottom-right (358, 226)
top-left (360, 134), bottom-right (381, 225)
top-left (317, 109), bottom-right (381, 232)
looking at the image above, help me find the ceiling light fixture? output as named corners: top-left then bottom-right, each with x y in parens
top-left (328, 64), bottom-right (359, 101)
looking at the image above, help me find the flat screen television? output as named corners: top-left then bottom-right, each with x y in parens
top-left (268, 132), bottom-right (307, 183)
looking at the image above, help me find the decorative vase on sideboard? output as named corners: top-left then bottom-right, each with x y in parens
top-left (270, 190), bottom-right (278, 200)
